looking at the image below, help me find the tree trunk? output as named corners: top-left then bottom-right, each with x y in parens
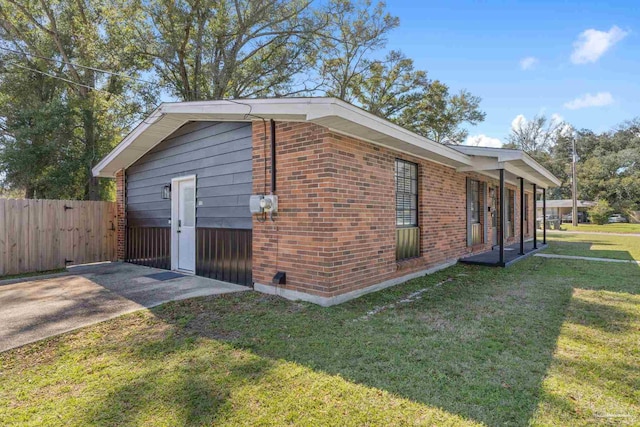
top-left (25, 186), bottom-right (35, 199)
top-left (83, 104), bottom-right (100, 200)
top-left (81, 69), bottom-right (100, 200)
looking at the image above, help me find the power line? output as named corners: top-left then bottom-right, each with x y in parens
top-left (0, 46), bottom-right (161, 86)
top-left (6, 61), bottom-right (118, 95)
top-left (5, 60), bottom-right (170, 126)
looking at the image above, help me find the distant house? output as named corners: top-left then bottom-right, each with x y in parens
top-left (536, 199), bottom-right (595, 223)
top-left (93, 98), bottom-right (560, 306)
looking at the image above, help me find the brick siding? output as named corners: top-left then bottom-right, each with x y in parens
top-left (115, 169), bottom-right (126, 261)
top-left (252, 121), bottom-right (532, 299)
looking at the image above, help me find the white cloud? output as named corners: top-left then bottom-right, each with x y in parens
top-left (520, 56), bottom-right (538, 70)
top-left (464, 134), bottom-right (502, 148)
top-left (511, 114), bottom-right (527, 132)
top-left (550, 113), bottom-right (564, 124)
top-left (563, 92), bottom-right (614, 110)
top-left (570, 26), bottom-right (628, 64)
top-left (550, 113), bottom-right (575, 136)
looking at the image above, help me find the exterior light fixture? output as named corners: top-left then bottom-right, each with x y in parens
top-left (161, 184), bottom-right (171, 199)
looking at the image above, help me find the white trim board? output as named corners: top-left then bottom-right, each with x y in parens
top-left (170, 174), bottom-right (197, 273)
top-left (93, 98), bottom-right (473, 178)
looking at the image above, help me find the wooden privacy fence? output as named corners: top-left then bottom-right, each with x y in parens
top-left (0, 199), bottom-right (117, 276)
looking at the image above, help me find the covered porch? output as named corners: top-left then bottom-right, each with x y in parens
top-left (460, 240), bottom-right (547, 267)
top-left (451, 146), bottom-right (558, 268)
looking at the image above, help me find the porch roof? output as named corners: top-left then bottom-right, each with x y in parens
top-left (535, 199), bottom-right (596, 208)
top-left (450, 146), bottom-right (561, 189)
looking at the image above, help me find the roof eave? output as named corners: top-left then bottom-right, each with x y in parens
top-left (92, 98), bottom-right (473, 178)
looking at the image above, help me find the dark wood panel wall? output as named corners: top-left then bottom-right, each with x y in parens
top-left (126, 226), bottom-right (171, 269)
top-left (196, 228), bottom-right (252, 286)
top-left (126, 226), bottom-right (252, 287)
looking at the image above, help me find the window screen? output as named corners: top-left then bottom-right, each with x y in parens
top-left (395, 159), bottom-right (418, 227)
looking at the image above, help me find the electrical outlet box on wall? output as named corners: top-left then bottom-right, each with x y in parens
top-left (249, 194), bottom-right (278, 214)
top-left (249, 195), bottom-right (264, 214)
top-left (262, 195), bottom-right (277, 213)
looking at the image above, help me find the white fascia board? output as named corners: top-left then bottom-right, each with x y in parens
top-left (504, 162), bottom-right (554, 189)
top-left (454, 147), bottom-right (561, 188)
top-left (492, 150), bottom-right (560, 187)
top-left (92, 98), bottom-right (473, 178)
top-left (92, 107), bottom-right (165, 178)
top-left (309, 100), bottom-right (472, 167)
top-left (518, 153), bottom-right (562, 187)
top-left (457, 157), bottom-right (505, 172)
top-left (466, 169), bottom-right (526, 188)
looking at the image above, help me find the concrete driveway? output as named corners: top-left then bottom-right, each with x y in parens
top-left (0, 262), bottom-right (248, 352)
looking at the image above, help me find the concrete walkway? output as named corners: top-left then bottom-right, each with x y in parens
top-left (0, 262), bottom-right (248, 353)
top-left (543, 230), bottom-right (640, 237)
top-left (535, 253), bottom-right (640, 264)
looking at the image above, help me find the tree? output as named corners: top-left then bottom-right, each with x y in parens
top-left (137, 0), bottom-right (321, 101)
top-left (317, 0), bottom-right (398, 101)
top-left (574, 122), bottom-right (640, 210)
top-left (534, 117), bottom-right (640, 210)
top-left (0, 0), bottom-right (155, 199)
top-left (588, 199), bottom-right (613, 225)
top-left (351, 50), bottom-right (427, 118)
top-left (395, 80), bottom-right (486, 144)
top-left (506, 114), bottom-right (568, 155)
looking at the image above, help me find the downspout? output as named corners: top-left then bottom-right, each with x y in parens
top-left (270, 119), bottom-right (276, 193)
top-left (269, 119), bottom-right (285, 285)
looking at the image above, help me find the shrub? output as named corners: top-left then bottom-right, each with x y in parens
top-left (589, 199), bottom-right (613, 225)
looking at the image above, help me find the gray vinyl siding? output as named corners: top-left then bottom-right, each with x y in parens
top-left (126, 121), bottom-right (253, 229)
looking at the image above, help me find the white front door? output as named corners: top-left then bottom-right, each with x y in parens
top-left (171, 175), bottom-right (196, 273)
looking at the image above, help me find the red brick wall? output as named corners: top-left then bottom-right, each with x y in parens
top-left (252, 121), bottom-right (338, 295)
top-left (115, 169), bottom-right (126, 261)
top-left (252, 121), bottom-right (529, 298)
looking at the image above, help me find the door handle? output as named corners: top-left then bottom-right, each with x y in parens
top-left (177, 219), bottom-right (181, 233)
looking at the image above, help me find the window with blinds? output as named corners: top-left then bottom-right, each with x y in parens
top-left (395, 159), bottom-right (418, 227)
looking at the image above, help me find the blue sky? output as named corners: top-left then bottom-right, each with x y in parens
top-left (384, 0), bottom-right (639, 146)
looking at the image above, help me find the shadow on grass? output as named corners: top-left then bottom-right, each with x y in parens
top-left (74, 251), bottom-right (638, 426)
top-left (565, 295), bottom-right (637, 333)
top-left (549, 241), bottom-right (636, 260)
top-left (82, 335), bottom-right (271, 426)
top-left (142, 261), bottom-right (577, 426)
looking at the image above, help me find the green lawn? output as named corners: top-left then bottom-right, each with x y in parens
top-left (543, 232), bottom-right (640, 260)
top-left (559, 223), bottom-right (640, 234)
top-left (1, 237), bottom-right (639, 426)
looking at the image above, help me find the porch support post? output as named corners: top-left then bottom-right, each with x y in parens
top-left (519, 178), bottom-right (525, 255)
top-left (543, 187), bottom-right (547, 244)
top-left (533, 184), bottom-right (538, 249)
top-left (499, 169), bottom-right (505, 266)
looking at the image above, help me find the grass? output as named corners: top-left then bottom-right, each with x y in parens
top-left (0, 268), bottom-right (66, 282)
top-left (543, 232), bottom-right (640, 261)
top-left (1, 235), bottom-right (639, 426)
top-left (559, 223), bottom-right (640, 234)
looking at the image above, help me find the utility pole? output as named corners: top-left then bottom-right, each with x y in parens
top-left (572, 137), bottom-right (578, 227)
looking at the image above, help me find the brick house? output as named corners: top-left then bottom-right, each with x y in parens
top-left (93, 98), bottom-right (560, 306)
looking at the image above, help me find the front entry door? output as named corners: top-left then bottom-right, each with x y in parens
top-left (171, 175), bottom-right (196, 273)
top-left (490, 187), bottom-right (498, 246)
